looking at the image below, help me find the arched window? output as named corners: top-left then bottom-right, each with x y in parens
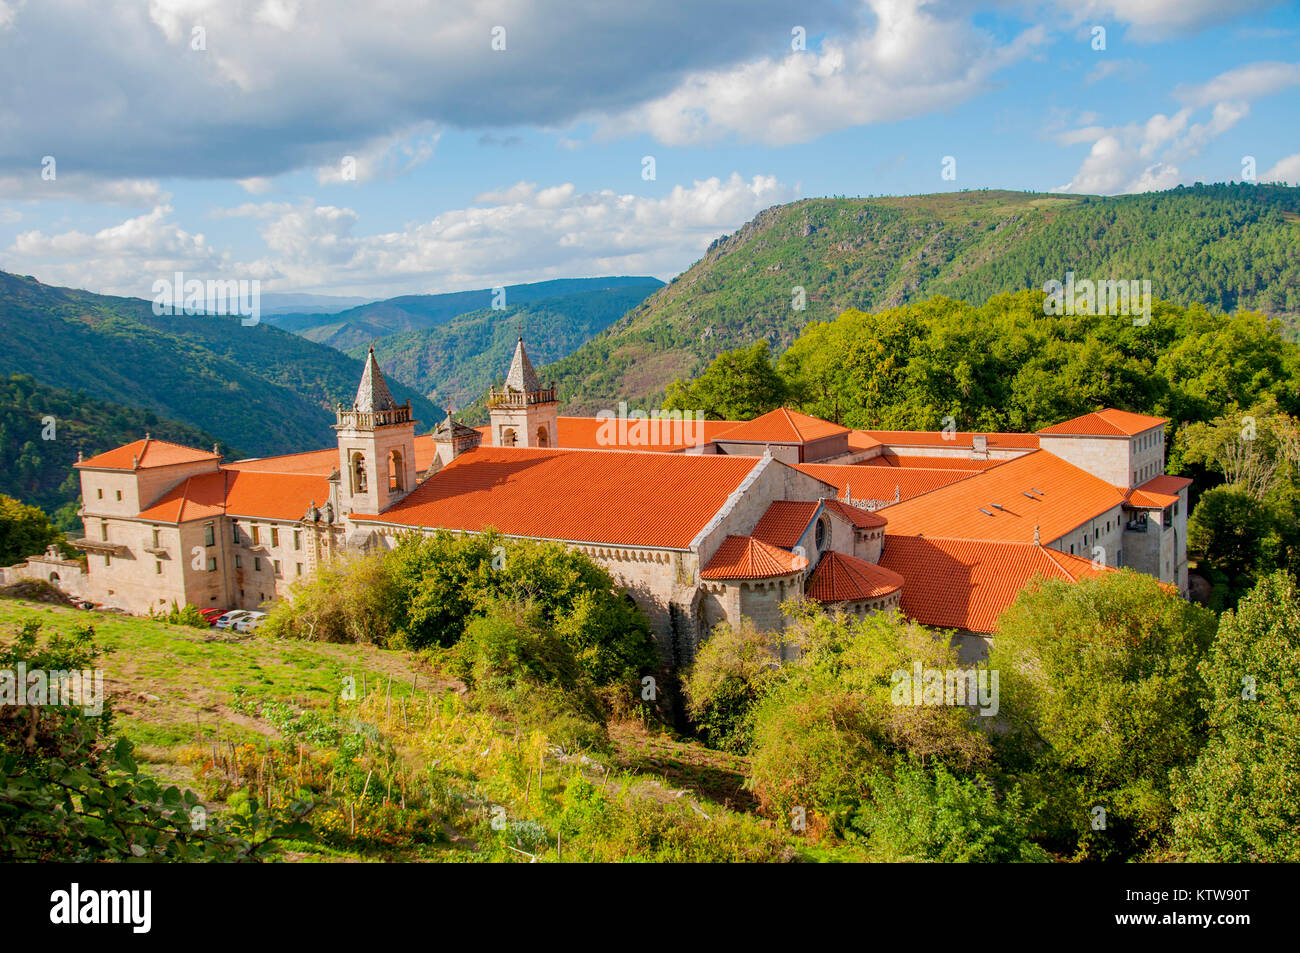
top-left (351, 452), bottom-right (368, 493)
top-left (536, 426), bottom-right (549, 448)
top-left (815, 515), bottom-right (829, 551)
top-left (388, 450), bottom-right (404, 492)
top-left (501, 427), bottom-right (517, 447)
top-left (48, 572), bottom-right (60, 583)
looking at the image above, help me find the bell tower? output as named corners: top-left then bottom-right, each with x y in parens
top-left (335, 346), bottom-right (417, 515)
top-left (488, 337), bottom-right (558, 448)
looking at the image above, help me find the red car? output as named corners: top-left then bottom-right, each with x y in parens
top-left (199, 608), bottom-right (226, 626)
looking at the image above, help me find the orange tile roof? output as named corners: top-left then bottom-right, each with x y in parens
top-left (819, 497), bottom-right (887, 529)
top-left (878, 450), bottom-right (1126, 544)
top-left (545, 416), bottom-right (740, 452)
top-left (848, 431), bottom-right (884, 452)
top-left (225, 435), bottom-right (441, 476)
top-left (879, 536), bottom-right (1110, 633)
top-left (1038, 408), bottom-right (1167, 437)
top-left (806, 551), bottom-right (903, 602)
top-left (700, 535), bottom-right (806, 580)
top-left (352, 446), bottom-right (762, 549)
top-left (76, 438), bottom-right (219, 471)
top-left (713, 408), bottom-right (849, 444)
top-left (860, 453), bottom-right (1003, 471)
top-left (1126, 474), bottom-right (1192, 508)
top-left (751, 500), bottom-right (820, 549)
top-left (794, 462), bottom-right (976, 503)
top-left (861, 430), bottom-right (1039, 451)
top-left (137, 470), bottom-right (332, 523)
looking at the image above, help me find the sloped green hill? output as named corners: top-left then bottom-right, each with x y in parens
top-left (352, 284), bottom-right (661, 409)
top-left (0, 271), bottom-right (442, 458)
top-left (0, 373), bottom-right (232, 523)
top-left (544, 184), bottom-right (1300, 413)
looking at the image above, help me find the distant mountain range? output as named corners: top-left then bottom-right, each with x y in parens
top-left (0, 270), bottom-right (442, 462)
top-left (259, 292), bottom-right (375, 316)
top-left (542, 184), bottom-right (1300, 413)
top-left (265, 276), bottom-right (663, 354)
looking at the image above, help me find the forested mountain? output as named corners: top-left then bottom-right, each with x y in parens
top-left (0, 374), bottom-right (232, 526)
top-left (546, 184), bottom-right (1300, 413)
top-left (269, 276), bottom-right (662, 353)
top-left (351, 285), bottom-right (661, 409)
top-left (0, 270), bottom-right (441, 460)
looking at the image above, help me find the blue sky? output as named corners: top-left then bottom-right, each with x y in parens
top-left (0, 0), bottom-right (1297, 299)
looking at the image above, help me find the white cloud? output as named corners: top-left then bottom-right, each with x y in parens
top-left (1, 0), bottom-right (843, 180)
top-left (0, 207), bottom-right (20, 224)
top-left (0, 173), bottom-right (168, 207)
top-left (602, 1), bottom-right (1045, 146)
top-left (314, 124), bottom-right (442, 186)
top-left (1059, 1), bottom-right (1283, 35)
top-left (1173, 61), bottom-right (1300, 107)
top-left (237, 177), bottom-right (276, 195)
top-left (1261, 153), bottom-right (1300, 185)
top-left (1055, 60), bottom-right (1298, 194)
top-left (6, 173), bottom-right (798, 297)
top-left (0, 0), bottom-right (23, 30)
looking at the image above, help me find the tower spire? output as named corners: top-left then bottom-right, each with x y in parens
top-left (505, 336), bottom-right (541, 394)
top-left (354, 344), bottom-right (397, 412)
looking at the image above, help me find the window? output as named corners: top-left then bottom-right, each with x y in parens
top-left (293, 530), bottom-right (301, 550)
top-left (233, 523), bottom-right (240, 544)
top-left (351, 452), bottom-right (368, 492)
top-left (273, 559), bottom-right (281, 574)
top-left (815, 515), bottom-right (829, 551)
top-left (207, 557), bottom-right (217, 572)
top-left (1069, 544), bottom-right (1074, 555)
top-left (204, 523), bottom-right (215, 547)
top-left (296, 562), bottom-right (303, 576)
top-left (388, 450), bottom-right (405, 492)
top-left (235, 555), bottom-right (242, 569)
top-left (97, 488), bottom-right (103, 499)
top-left (100, 522), bottom-right (108, 541)
top-left (254, 557), bottom-right (262, 571)
top-left (271, 527), bottom-right (279, 547)
top-left (104, 554), bottom-right (111, 566)
top-left (155, 560), bottom-right (162, 575)
top-left (115, 490), bottom-right (122, 501)
top-left (252, 525), bottom-right (260, 545)
top-left (152, 526), bottom-right (160, 548)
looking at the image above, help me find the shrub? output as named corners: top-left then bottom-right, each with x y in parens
top-left (261, 551), bottom-right (400, 645)
top-left (683, 618), bottom-right (780, 752)
top-left (853, 761), bottom-right (1049, 863)
top-left (746, 604), bottom-right (990, 830)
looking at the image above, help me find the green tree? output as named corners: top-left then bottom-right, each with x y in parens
top-left (990, 572), bottom-right (1217, 860)
top-left (1187, 485), bottom-right (1276, 592)
top-left (663, 340), bottom-right (787, 420)
top-left (1170, 572), bottom-right (1300, 861)
top-left (0, 493), bottom-right (67, 565)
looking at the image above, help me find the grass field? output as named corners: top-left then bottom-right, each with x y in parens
top-left (1, 597), bottom-right (811, 862)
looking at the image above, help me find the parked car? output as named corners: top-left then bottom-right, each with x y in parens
top-left (213, 610), bottom-right (251, 630)
top-left (199, 608), bottom-right (226, 626)
top-left (234, 611), bottom-right (268, 633)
